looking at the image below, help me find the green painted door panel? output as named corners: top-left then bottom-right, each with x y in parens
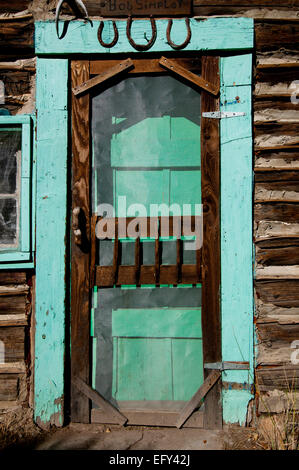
top-left (113, 337), bottom-right (173, 401)
top-left (170, 170), bottom-right (201, 214)
top-left (92, 73), bottom-right (204, 408)
top-left (172, 339), bottom-right (204, 401)
top-left (112, 308), bottom-right (202, 338)
top-left (115, 169), bottom-right (169, 216)
top-left (111, 308), bottom-right (203, 402)
top-left (111, 116), bottom-right (201, 168)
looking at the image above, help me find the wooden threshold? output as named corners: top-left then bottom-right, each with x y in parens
top-left (91, 409), bottom-right (204, 428)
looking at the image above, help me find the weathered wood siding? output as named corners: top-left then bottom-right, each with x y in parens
top-left (0, 0), bottom-right (298, 418)
top-left (0, 272), bottom-right (31, 412)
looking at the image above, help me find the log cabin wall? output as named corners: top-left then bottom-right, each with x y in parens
top-left (0, 0), bottom-right (298, 423)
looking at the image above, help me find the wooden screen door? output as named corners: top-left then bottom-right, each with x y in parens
top-left (70, 55), bottom-right (221, 429)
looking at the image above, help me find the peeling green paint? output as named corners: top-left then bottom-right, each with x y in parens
top-left (35, 18), bottom-right (254, 55)
top-left (34, 20), bottom-right (253, 427)
top-left (220, 54), bottom-right (254, 423)
top-left (34, 58), bottom-right (68, 427)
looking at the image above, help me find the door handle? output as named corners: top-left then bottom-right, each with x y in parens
top-left (72, 206), bottom-right (83, 246)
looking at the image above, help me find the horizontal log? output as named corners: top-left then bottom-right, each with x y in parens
top-left (256, 366), bottom-right (299, 391)
top-left (255, 181), bottom-right (299, 202)
top-left (255, 279), bottom-right (299, 306)
top-left (0, 17), bottom-right (34, 53)
top-left (0, 295), bottom-right (26, 315)
top-left (256, 297), bottom-right (299, 320)
top-left (0, 362), bottom-right (25, 374)
top-left (255, 265), bottom-right (299, 279)
top-left (258, 391), bottom-right (299, 412)
top-left (255, 23), bottom-right (299, 50)
top-left (0, 314), bottom-right (27, 327)
top-left (255, 66), bottom-right (299, 83)
top-left (0, 327), bottom-right (25, 362)
top-left (0, 1), bottom-right (29, 12)
top-left (257, 341), bottom-right (297, 366)
top-left (255, 170), bottom-right (299, 182)
top-left (255, 221), bottom-right (299, 241)
top-left (0, 375), bottom-right (18, 401)
top-left (0, 70), bottom-right (32, 98)
top-left (255, 202), bottom-right (299, 222)
top-left (256, 243), bottom-right (299, 266)
top-left (0, 58), bottom-right (35, 70)
top-left (96, 264), bottom-right (200, 286)
top-left (254, 122), bottom-right (299, 137)
top-left (194, 0), bottom-right (299, 5)
top-left (255, 81), bottom-right (299, 98)
top-left (194, 9), bottom-right (299, 20)
top-left (255, 138), bottom-right (299, 150)
top-left (256, 320), bottom-right (299, 342)
top-left (254, 98), bottom-right (299, 112)
top-left (0, 272), bottom-right (26, 284)
top-left (0, 285), bottom-right (29, 296)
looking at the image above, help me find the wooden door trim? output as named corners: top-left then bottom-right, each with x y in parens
top-left (200, 56), bottom-right (222, 429)
top-left (71, 60), bottom-right (91, 423)
top-left (71, 56), bottom-right (222, 427)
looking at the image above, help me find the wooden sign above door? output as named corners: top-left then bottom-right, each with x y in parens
top-left (96, 0), bottom-right (192, 17)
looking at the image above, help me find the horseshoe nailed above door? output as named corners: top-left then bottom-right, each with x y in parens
top-left (126, 16), bottom-right (157, 51)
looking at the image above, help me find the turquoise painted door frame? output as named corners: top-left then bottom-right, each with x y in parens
top-left (34, 18), bottom-right (254, 428)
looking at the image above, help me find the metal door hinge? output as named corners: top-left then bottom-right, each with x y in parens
top-left (204, 361), bottom-right (250, 371)
top-left (202, 111), bottom-right (246, 119)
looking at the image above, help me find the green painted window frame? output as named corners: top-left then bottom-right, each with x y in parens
top-left (0, 115), bottom-right (35, 268)
top-left (34, 18), bottom-right (254, 427)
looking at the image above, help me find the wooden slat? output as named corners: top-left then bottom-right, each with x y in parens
top-left (200, 56), bottom-right (222, 429)
top-left (0, 375), bottom-right (18, 401)
top-left (0, 327), bottom-right (25, 362)
top-left (95, 263), bottom-right (201, 286)
top-left (159, 56), bottom-right (219, 95)
top-left (71, 60), bottom-right (91, 423)
top-left (256, 365), bottom-right (299, 391)
top-left (72, 376), bottom-right (127, 426)
top-left (255, 202), bottom-right (299, 223)
top-left (0, 17), bottom-right (34, 53)
top-left (255, 23), bottom-right (299, 50)
top-left (90, 58), bottom-right (202, 75)
top-left (256, 242), bottom-right (299, 266)
top-left (255, 170), bottom-right (299, 183)
top-left (176, 370), bottom-right (221, 429)
top-left (0, 314), bottom-right (27, 327)
top-left (92, 408), bottom-right (204, 428)
top-left (255, 279), bottom-right (299, 307)
top-left (0, 362), bottom-right (25, 374)
top-left (0, 295), bottom-right (26, 315)
top-left (73, 59), bottom-right (134, 96)
top-left (0, 272), bottom-right (26, 284)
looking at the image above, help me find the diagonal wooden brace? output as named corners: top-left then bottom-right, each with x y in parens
top-left (175, 369), bottom-right (221, 429)
top-left (73, 58), bottom-right (134, 96)
top-left (159, 57), bottom-right (219, 96)
top-left (72, 376), bottom-right (127, 425)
